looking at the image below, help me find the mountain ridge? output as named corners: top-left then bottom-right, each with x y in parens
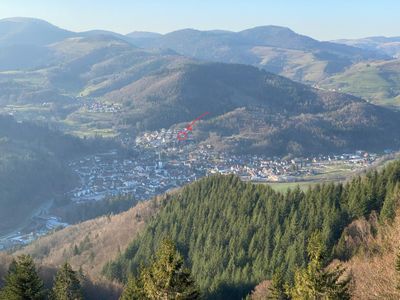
top-left (126, 25), bottom-right (389, 83)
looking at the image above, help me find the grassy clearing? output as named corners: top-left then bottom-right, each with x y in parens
top-left (320, 61), bottom-right (400, 109)
top-left (266, 181), bottom-right (320, 192)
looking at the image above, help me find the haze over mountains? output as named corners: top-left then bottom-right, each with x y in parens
top-left (127, 26), bottom-right (389, 83)
top-left (334, 36), bottom-right (400, 58)
top-left (0, 17), bottom-right (399, 155)
top-left (0, 17), bottom-right (391, 81)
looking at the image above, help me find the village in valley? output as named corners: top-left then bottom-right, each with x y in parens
top-left (69, 128), bottom-right (387, 203)
top-left (0, 127), bottom-right (393, 250)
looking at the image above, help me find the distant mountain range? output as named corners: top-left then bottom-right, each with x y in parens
top-left (0, 17), bottom-right (400, 155)
top-left (0, 18), bottom-right (390, 81)
top-left (334, 36), bottom-right (400, 58)
top-left (126, 26), bottom-right (390, 83)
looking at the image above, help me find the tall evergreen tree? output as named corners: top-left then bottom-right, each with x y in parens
top-left (50, 262), bottom-right (83, 300)
top-left (380, 183), bottom-right (400, 222)
top-left (290, 232), bottom-right (352, 300)
top-left (120, 275), bottom-right (145, 300)
top-left (121, 239), bottom-right (200, 299)
top-left (0, 255), bottom-right (46, 300)
top-left (268, 268), bottom-right (290, 300)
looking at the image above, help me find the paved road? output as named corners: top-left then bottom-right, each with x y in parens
top-left (0, 198), bottom-right (53, 241)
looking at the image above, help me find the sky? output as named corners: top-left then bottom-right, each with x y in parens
top-left (0, 0), bottom-right (399, 40)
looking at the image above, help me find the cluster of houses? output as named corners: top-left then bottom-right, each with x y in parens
top-left (0, 216), bottom-right (68, 250)
top-left (83, 101), bottom-right (121, 113)
top-left (134, 128), bottom-right (194, 149)
top-left (132, 129), bottom-right (381, 182)
top-left (68, 137), bottom-right (382, 206)
top-left (186, 149), bottom-right (379, 182)
top-left (67, 149), bottom-right (206, 203)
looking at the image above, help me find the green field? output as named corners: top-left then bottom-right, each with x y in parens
top-left (320, 61), bottom-right (400, 109)
top-left (264, 153), bottom-right (400, 192)
top-left (266, 181), bottom-right (321, 192)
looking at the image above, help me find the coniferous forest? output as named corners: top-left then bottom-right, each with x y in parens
top-left (104, 161), bottom-right (400, 299)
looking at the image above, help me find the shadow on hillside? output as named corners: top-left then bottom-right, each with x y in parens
top-left (207, 282), bottom-right (254, 300)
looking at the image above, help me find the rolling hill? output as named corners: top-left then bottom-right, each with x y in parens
top-left (102, 62), bottom-right (400, 155)
top-left (127, 26), bottom-right (388, 83)
top-left (319, 59), bottom-right (400, 108)
top-left (0, 17), bottom-right (74, 46)
top-left (0, 18), bottom-right (387, 83)
top-left (0, 18), bottom-right (76, 70)
top-left (334, 36), bottom-right (400, 58)
top-left (0, 18), bottom-right (399, 156)
top-left (1, 47), bottom-right (400, 155)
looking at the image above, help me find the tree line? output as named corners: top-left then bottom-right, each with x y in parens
top-left (0, 255), bottom-right (82, 300)
top-left (104, 160), bottom-right (400, 299)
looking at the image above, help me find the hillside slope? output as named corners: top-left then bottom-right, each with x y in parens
top-left (0, 17), bottom-right (74, 46)
top-left (2, 56), bottom-right (400, 155)
top-left (0, 19), bottom-right (399, 155)
top-left (0, 18), bottom-right (76, 70)
top-left (334, 36), bottom-right (400, 58)
top-left (9, 161), bottom-right (400, 299)
top-left (0, 115), bottom-right (88, 233)
top-left (103, 161), bottom-right (400, 299)
top-left (105, 63), bottom-right (400, 155)
top-left (16, 199), bottom-right (161, 279)
top-left (127, 26), bottom-right (388, 83)
top-left (338, 207), bottom-right (400, 299)
top-left (320, 59), bottom-right (400, 108)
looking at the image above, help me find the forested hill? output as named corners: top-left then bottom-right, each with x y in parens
top-left (0, 115), bottom-right (105, 234)
top-left (0, 18), bottom-right (399, 156)
top-left (127, 26), bottom-right (388, 83)
top-left (104, 161), bottom-right (400, 299)
top-left (0, 115), bottom-right (87, 159)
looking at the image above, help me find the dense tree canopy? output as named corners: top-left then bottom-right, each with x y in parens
top-left (0, 255), bottom-right (46, 300)
top-left (120, 239), bottom-right (199, 300)
top-left (51, 262), bottom-right (83, 300)
top-left (290, 232), bottom-right (351, 299)
top-left (104, 161), bottom-right (400, 299)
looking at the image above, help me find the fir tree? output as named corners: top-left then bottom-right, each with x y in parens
top-left (290, 232), bottom-right (352, 300)
top-left (50, 262), bottom-right (83, 300)
top-left (141, 239), bottom-right (199, 299)
top-left (120, 275), bottom-right (145, 300)
top-left (0, 255), bottom-right (46, 300)
top-left (380, 183), bottom-right (400, 222)
top-left (121, 239), bottom-right (200, 299)
top-left (268, 268), bottom-right (289, 300)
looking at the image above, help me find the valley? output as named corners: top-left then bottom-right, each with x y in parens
top-left (1, 123), bottom-right (397, 251)
top-left (1, 10), bottom-right (400, 300)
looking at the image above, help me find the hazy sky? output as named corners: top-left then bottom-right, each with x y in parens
top-left (0, 0), bottom-right (399, 40)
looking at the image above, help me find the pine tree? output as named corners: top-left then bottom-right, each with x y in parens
top-left (120, 275), bottom-right (145, 300)
top-left (121, 239), bottom-right (200, 299)
top-left (290, 232), bottom-right (352, 300)
top-left (268, 268), bottom-right (289, 300)
top-left (50, 262), bottom-right (83, 300)
top-left (142, 239), bottom-right (200, 299)
top-left (0, 254), bottom-right (46, 300)
top-left (380, 183), bottom-right (400, 222)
